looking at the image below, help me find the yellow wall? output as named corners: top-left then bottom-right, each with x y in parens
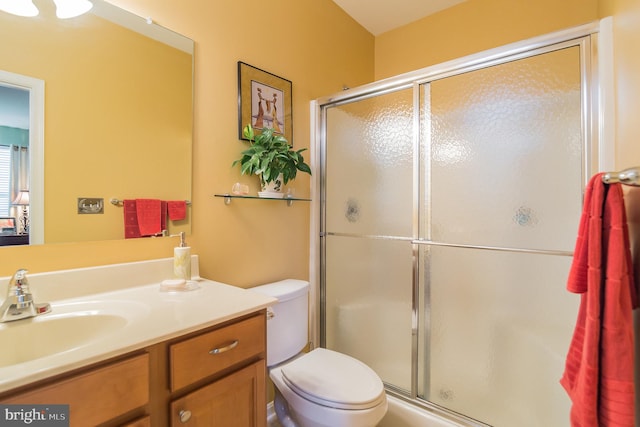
top-left (375, 0), bottom-right (599, 80)
top-left (3, 0), bottom-right (639, 289)
top-left (605, 0), bottom-right (640, 168)
top-left (0, 0), bottom-right (374, 286)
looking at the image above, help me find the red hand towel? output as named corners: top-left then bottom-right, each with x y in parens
top-left (167, 200), bottom-right (187, 221)
top-left (123, 199), bottom-right (141, 239)
top-left (135, 199), bottom-right (162, 236)
top-left (560, 173), bottom-right (637, 427)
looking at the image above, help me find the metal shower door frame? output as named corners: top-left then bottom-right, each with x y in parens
top-left (310, 18), bottom-right (612, 425)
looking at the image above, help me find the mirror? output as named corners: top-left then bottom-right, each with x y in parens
top-left (0, 0), bottom-right (193, 246)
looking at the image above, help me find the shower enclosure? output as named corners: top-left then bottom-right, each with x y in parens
top-left (312, 22), bottom-right (611, 427)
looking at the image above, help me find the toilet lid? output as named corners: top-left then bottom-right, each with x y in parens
top-left (281, 348), bottom-right (385, 410)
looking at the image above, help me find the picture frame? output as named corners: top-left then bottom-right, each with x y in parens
top-left (237, 61), bottom-right (293, 144)
top-left (0, 217), bottom-right (16, 235)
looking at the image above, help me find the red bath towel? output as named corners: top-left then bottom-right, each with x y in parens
top-left (160, 200), bottom-right (168, 233)
top-left (560, 173), bottom-right (637, 427)
top-left (135, 199), bottom-right (163, 236)
top-left (123, 199), bottom-right (141, 239)
top-left (123, 199), bottom-right (166, 238)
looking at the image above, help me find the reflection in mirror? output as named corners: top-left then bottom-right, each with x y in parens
top-left (0, 0), bottom-right (194, 246)
top-left (0, 87), bottom-right (29, 239)
top-left (0, 70), bottom-right (44, 246)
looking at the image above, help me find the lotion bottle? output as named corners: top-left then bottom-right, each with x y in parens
top-left (173, 232), bottom-right (191, 280)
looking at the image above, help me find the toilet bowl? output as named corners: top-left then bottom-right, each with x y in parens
top-left (270, 348), bottom-right (387, 427)
top-left (251, 280), bottom-right (387, 427)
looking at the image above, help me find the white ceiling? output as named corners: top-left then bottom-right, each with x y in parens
top-left (332, 0), bottom-right (467, 35)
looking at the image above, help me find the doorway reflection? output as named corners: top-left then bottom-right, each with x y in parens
top-left (0, 84), bottom-right (30, 246)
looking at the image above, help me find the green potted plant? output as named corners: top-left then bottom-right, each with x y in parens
top-left (232, 124), bottom-right (312, 197)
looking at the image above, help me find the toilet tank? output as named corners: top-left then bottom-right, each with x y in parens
top-left (250, 279), bottom-right (309, 366)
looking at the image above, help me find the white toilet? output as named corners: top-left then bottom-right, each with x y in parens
top-left (251, 279), bottom-right (387, 427)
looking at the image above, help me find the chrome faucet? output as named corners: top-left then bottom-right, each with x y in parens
top-left (0, 269), bottom-right (51, 322)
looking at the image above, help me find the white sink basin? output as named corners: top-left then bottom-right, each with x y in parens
top-left (0, 300), bottom-right (146, 367)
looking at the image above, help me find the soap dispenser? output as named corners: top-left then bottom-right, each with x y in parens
top-left (173, 232), bottom-right (191, 280)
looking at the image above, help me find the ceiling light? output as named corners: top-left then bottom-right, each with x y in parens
top-left (53, 0), bottom-right (93, 19)
top-left (0, 0), bottom-right (39, 17)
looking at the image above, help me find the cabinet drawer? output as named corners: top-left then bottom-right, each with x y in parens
top-left (2, 353), bottom-right (149, 426)
top-left (170, 313), bottom-right (265, 391)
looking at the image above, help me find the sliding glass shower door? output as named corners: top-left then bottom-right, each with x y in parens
top-left (419, 45), bottom-right (583, 426)
top-left (324, 88), bottom-right (415, 393)
top-left (320, 32), bottom-right (598, 427)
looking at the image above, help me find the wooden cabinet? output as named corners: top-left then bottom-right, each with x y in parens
top-left (0, 311), bottom-right (267, 427)
top-left (170, 361), bottom-right (266, 426)
top-left (122, 416), bottom-right (152, 427)
top-left (168, 313), bottom-right (267, 427)
top-left (1, 354), bottom-right (149, 426)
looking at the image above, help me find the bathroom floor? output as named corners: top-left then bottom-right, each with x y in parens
top-left (266, 408), bottom-right (283, 427)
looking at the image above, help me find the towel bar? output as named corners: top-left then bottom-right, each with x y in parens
top-left (110, 198), bottom-right (192, 206)
top-left (602, 167), bottom-right (640, 186)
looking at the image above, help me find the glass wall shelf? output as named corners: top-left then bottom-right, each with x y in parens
top-left (214, 194), bottom-right (311, 207)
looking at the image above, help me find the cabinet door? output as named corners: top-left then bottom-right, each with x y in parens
top-left (1, 354), bottom-right (149, 426)
top-left (122, 415), bottom-right (151, 427)
top-left (170, 360), bottom-right (266, 427)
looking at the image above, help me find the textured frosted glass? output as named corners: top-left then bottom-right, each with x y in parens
top-left (427, 46), bottom-right (582, 252)
top-left (325, 235), bottom-right (413, 392)
top-left (325, 89), bottom-right (413, 237)
top-left (421, 245), bottom-right (577, 427)
top-left (322, 42), bottom-right (588, 427)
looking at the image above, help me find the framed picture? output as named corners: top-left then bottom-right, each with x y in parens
top-left (0, 217), bottom-right (16, 235)
top-left (238, 61), bottom-right (293, 144)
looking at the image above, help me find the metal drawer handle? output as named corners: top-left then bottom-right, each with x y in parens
top-left (179, 409), bottom-right (192, 423)
top-left (209, 339), bottom-right (239, 355)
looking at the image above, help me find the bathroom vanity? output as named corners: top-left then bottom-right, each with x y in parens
top-left (0, 257), bottom-right (275, 426)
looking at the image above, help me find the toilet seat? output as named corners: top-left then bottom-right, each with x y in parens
top-left (281, 348), bottom-right (385, 410)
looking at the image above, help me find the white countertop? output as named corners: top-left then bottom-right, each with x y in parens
top-left (0, 260), bottom-right (276, 394)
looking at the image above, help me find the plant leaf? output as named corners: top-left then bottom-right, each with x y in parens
top-left (243, 124), bottom-right (254, 141)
